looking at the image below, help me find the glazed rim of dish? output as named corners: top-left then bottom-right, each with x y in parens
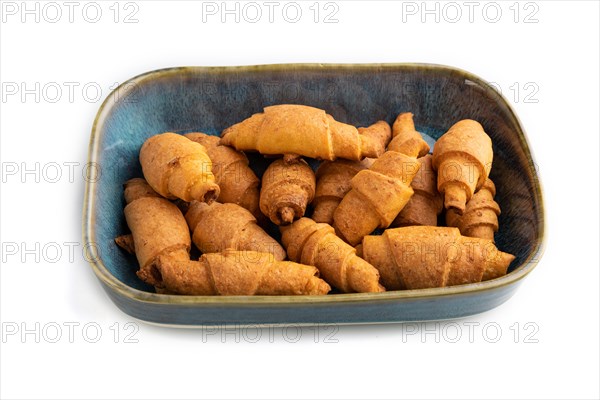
top-left (82, 63), bottom-right (546, 305)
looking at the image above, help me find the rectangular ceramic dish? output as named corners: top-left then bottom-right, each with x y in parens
top-left (82, 63), bottom-right (544, 326)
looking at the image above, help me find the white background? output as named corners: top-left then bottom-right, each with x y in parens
top-left (1, 1), bottom-right (598, 399)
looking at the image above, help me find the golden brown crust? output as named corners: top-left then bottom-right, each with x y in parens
top-left (120, 179), bottom-right (192, 286)
top-left (184, 132), bottom-right (261, 218)
top-left (392, 155), bottom-right (443, 227)
top-left (388, 113), bottom-right (430, 157)
top-left (156, 250), bottom-right (331, 295)
top-left (432, 120), bottom-right (493, 214)
top-left (362, 226), bottom-right (514, 290)
top-left (280, 218), bottom-right (384, 293)
top-left (260, 157), bottom-right (316, 225)
top-left (114, 234), bottom-right (135, 254)
top-left (357, 120), bottom-right (393, 159)
top-left (123, 177), bottom-right (162, 203)
top-left (120, 109), bottom-right (510, 297)
top-left (140, 132), bottom-right (220, 203)
top-left (311, 158), bottom-right (374, 224)
top-left (220, 105), bottom-right (391, 161)
top-left (185, 201), bottom-right (286, 261)
top-left (446, 178), bottom-right (500, 241)
top-left (333, 151), bottom-right (421, 245)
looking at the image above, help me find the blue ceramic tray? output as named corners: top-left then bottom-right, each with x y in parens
top-left (82, 64), bottom-right (545, 326)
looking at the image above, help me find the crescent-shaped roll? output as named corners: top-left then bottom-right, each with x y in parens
top-left (361, 226), bottom-right (514, 290)
top-left (184, 132), bottom-right (261, 218)
top-left (155, 250), bottom-right (331, 295)
top-left (392, 155), bottom-right (443, 227)
top-left (388, 112), bottom-right (430, 157)
top-left (118, 178), bottom-right (191, 287)
top-left (140, 132), bottom-right (220, 203)
top-left (280, 218), bottom-right (384, 293)
top-left (259, 157), bottom-right (316, 225)
top-left (185, 201), bottom-right (286, 260)
top-left (432, 120), bottom-right (493, 214)
top-left (311, 158), bottom-right (374, 224)
top-left (221, 104), bottom-right (392, 161)
top-left (333, 151), bottom-right (421, 245)
top-left (446, 178), bottom-right (501, 241)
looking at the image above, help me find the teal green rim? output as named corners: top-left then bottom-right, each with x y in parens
top-left (82, 63), bottom-right (546, 306)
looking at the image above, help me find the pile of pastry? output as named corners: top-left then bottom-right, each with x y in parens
top-left (115, 104), bottom-right (514, 295)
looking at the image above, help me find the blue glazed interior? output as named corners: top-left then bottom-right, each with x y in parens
top-left (91, 66), bottom-right (542, 292)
